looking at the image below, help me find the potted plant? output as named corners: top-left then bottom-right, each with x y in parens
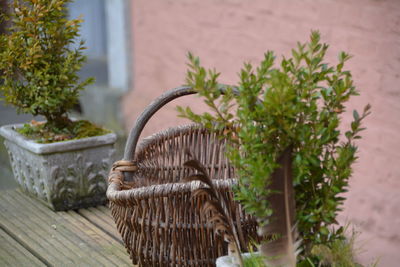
top-left (178, 31), bottom-right (372, 266)
top-left (0, 0), bottom-right (116, 211)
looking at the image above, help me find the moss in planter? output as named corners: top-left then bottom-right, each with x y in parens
top-left (17, 119), bottom-right (110, 143)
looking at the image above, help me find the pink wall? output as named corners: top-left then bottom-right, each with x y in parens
top-left (124, 0), bottom-right (400, 265)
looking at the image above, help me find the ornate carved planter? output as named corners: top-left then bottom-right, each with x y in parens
top-left (0, 124), bottom-right (117, 211)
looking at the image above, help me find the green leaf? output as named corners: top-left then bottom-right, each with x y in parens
top-left (353, 110), bottom-right (359, 121)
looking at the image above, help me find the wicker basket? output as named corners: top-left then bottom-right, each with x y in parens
top-left (107, 86), bottom-right (259, 266)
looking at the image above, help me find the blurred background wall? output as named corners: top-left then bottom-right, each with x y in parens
top-left (1, 0), bottom-right (399, 265)
top-left (123, 0), bottom-right (400, 266)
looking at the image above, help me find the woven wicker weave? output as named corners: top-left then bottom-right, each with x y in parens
top-left (107, 87), bottom-right (259, 266)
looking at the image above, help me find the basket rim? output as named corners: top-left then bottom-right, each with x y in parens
top-left (106, 178), bottom-right (237, 202)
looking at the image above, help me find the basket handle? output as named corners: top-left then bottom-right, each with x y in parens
top-left (124, 85), bottom-right (236, 160)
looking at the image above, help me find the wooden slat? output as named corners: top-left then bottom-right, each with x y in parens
top-left (15, 190), bottom-right (132, 266)
top-left (0, 190), bottom-right (132, 266)
top-left (91, 205), bottom-right (117, 225)
top-left (80, 206), bottom-right (141, 267)
top-left (96, 205), bottom-right (121, 224)
top-left (77, 206), bottom-right (123, 243)
top-left (0, 197), bottom-right (72, 265)
top-left (59, 210), bottom-right (131, 265)
top-left (1, 191), bottom-right (99, 265)
top-left (0, 228), bottom-right (45, 267)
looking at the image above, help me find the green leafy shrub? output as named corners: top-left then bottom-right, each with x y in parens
top-left (178, 31), bottom-right (370, 264)
top-left (0, 0), bottom-right (95, 133)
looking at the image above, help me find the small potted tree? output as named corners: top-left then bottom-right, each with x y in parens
top-left (0, 0), bottom-right (116, 211)
top-left (178, 31), bottom-right (371, 266)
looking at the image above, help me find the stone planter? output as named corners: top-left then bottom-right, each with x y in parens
top-left (0, 123), bottom-right (117, 211)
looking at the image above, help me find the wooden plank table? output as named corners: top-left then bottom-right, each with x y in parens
top-left (0, 190), bottom-right (132, 266)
